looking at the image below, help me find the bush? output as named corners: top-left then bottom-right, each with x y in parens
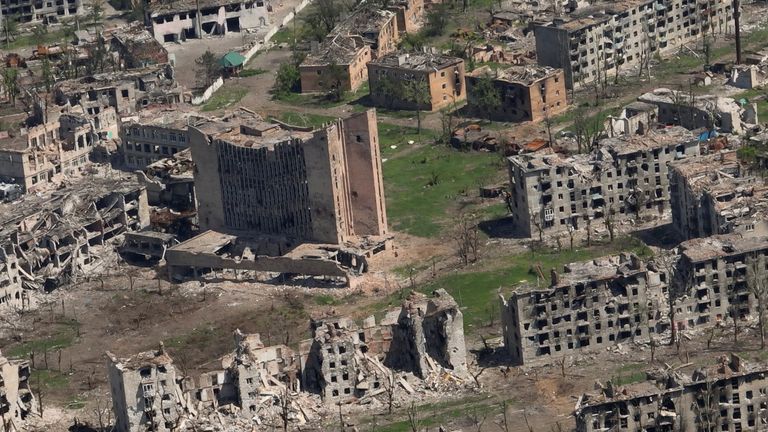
top-left (274, 62), bottom-right (301, 95)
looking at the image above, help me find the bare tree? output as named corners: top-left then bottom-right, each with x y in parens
top-left (382, 371), bottom-right (396, 415)
top-left (530, 210), bottom-right (544, 242)
top-left (565, 222), bottom-right (576, 251)
top-left (693, 379), bottom-right (720, 431)
top-left (407, 402), bottom-right (420, 432)
top-left (452, 213), bottom-right (480, 264)
top-left (279, 386), bottom-right (291, 432)
top-left (603, 204), bottom-right (616, 242)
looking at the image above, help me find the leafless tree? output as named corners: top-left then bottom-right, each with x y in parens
top-left (279, 386), bottom-right (291, 432)
top-left (382, 371), bottom-right (396, 415)
top-left (693, 379), bottom-right (720, 431)
top-left (452, 213), bottom-right (480, 264)
top-left (530, 210), bottom-right (544, 242)
top-left (497, 400), bottom-right (511, 432)
top-left (565, 222), bottom-right (576, 251)
top-left (93, 394), bottom-right (114, 432)
top-left (604, 204), bottom-right (616, 242)
top-left (407, 402), bottom-right (420, 432)
top-left (468, 407), bottom-right (487, 432)
top-left (585, 217), bottom-right (593, 247)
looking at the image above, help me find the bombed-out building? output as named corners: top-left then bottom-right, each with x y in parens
top-left (669, 151), bottom-right (768, 240)
top-left (0, 0), bottom-right (83, 23)
top-left (465, 65), bottom-right (568, 123)
top-left (575, 354), bottom-right (768, 432)
top-left (136, 148), bottom-right (195, 211)
top-left (604, 101), bottom-right (659, 138)
top-left (534, 0), bottom-right (734, 88)
top-left (500, 253), bottom-right (667, 365)
top-left (299, 35), bottom-right (372, 94)
top-left (387, 0), bottom-right (423, 34)
top-left (329, 7), bottom-right (399, 59)
top-left (107, 24), bottom-right (170, 69)
top-left (0, 350), bottom-right (34, 431)
top-left (507, 126), bottom-right (700, 238)
top-left (144, 0), bottom-right (270, 43)
top-left (367, 51), bottom-right (466, 111)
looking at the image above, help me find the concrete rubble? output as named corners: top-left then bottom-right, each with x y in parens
top-left (107, 289), bottom-right (469, 431)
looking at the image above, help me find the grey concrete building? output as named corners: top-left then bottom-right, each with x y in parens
top-left (669, 151), bottom-right (768, 241)
top-left (500, 253), bottom-right (667, 365)
top-left (1, 0), bottom-right (83, 23)
top-left (144, 0), bottom-right (270, 43)
top-left (0, 249), bottom-right (24, 311)
top-left (507, 126), bottom-right (700, 238)
top-left (575, 354), bottom-right (768, 432)
top-left (534, 0), bottom-right (734, 88)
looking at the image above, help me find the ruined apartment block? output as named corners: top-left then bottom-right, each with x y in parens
top-left (0, 111), bottom-right (96, 192)
top-left (144, 0), bottom-right (270, 43)
top-left (1, 0), bottom-right (82, 23)
top-left (108, 290), bottom-right (466, 428)
top-left (465, 65), bottom-right (568, 123)
top-left (500, 254), bottom-right (667, 365)
top-left (0, 176), bottom-right (149, 292)
top-left (329, 7), bottom-right (399, 59)
top-left (0, 250), bottom-right (24, 310)
top-left (669, 150), bottom-right (768, 240)
top-left (507, 126), bottom-right (700, 238)
top-left (0, 350), bottom-right (33, 431)
top-left (107, 24), bottom-right (170, 69)
top-left (136, 148), bottom-right (195, 212)
top-left (299, 35), bottom-right (372, 94)
top-left (120, 110), bottom-right (199, 170)
top-left (387, 0), bottom-right (423, 34)
top-left (367, 51), bottom-right (466, 111)
top-left (672, 233), bottom-right (768, 333)
top-left (535, 0), bottom-right (734, 88)
top-left (107, 344), bottom-right (186, 432)
top-left (54, 64), bottom-right (182, 116)
top-left (575, 354), bottom-right (768, 432)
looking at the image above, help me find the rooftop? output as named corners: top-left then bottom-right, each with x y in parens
top-left (470, 64), bottom-right (561, 86)
top-left (369, 51), bottom-right (463, 71)
top-left (107, 344), bottom-right (174, 370)
top-left (302, 34), bottom-right (368, 66)
top-left (109, 24), bottom-right (166, 57)
top-left (542, 0), bottom-right (657, 32)
top-left (55, 64), bottom-right (176, 95)
top-left (597, 126), bottom-right (697, 156)
top-left (680, 233), bottom-right (768, 263)
top-left (331, 7), bottom-right (396, 39)
top-left (147, 0), bottom-right (247, 16)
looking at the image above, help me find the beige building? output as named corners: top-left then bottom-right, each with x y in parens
top-left (466, 65), bottom-right (568, 122)
top-left (367, 51), bottom-right (465, 111)
top-left (330, 7), bottom-right (399, 59)
top-left (387, 0), bottom-right (424, 34)
top-left (299, 35), bottom-right (372, 94)
top-left (0, 113), bottom-right (95, 192)
top-left (0, 351), bottom-right (33, 431)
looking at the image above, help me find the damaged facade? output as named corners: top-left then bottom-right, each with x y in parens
top-left (299, 35), bottom-right (372, 94)
top-left (535, 0), bottom-right (734, 88)
top-left (136, 148), bottom-right (196, 212)
top-left (107, 290), bottom-right (467, 430)
top-left (575, 354), bottom-right (768, 432)
top-left (507, 126), bottom-right (700, 238)
top-left (144, 0), bottom-right (271, 43)
top-left (466, 65), bottom-right (568, 122)
top-left (0, 0), bottom-right (82, 23)
top-left (669, 150), bottom-right (768, 240)
top-left (107, 24), bottom-right (170, 69)
top-left (604, 101), bottom-right (659, 138)
top-left (0, 350), bottom-right (34, 432)
top-left (500, 253), bottom-right (667, 365)
top-left (367, 52), bottom-right (466, 111)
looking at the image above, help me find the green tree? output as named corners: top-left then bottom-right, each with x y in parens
top-left (274, 62), bottom-right (301, 96)
top-left (194, 49), bottom-right (221, 88)
top-left (2, 68), bottom-right (19, 105)
top-left (403, 77), bottom-right (431, 134)
top-left (470, 76), bottom-right (501, 123)
top-left (398, 32), bottom-right (426, 51)
top-left (319, 61), bottom-right (346, 102)
top-left (3, 15), bottom-right (19, 47)
top-left (41, 57), bottom-right (54, 92)
top-left (87, 0), bottom-right (106, 28)
top-left (302, 0), bottom-right (346, 42)
top-left (424, 4), bottom-right (449, 37)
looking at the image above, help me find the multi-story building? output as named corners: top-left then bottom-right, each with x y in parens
top-left (189, 109), bottom-right (387, 245)
top-left (575, 354), bottom-right (768, 432)
top-left (367, 51), bottom-right (465, 111)
top-left (108, 24), bottom-right (170, 70)
top-left (507, 126), bottom-right (700, 238)
top-left (465, 65), bottom-right (567, 122)
top-left (387, 0), bottom-right (423, 34)
top-left (0, 351), bottom-right (33, 429)
top-left (299, 35), bottom-right (372, 94)
top-left (0, 0), bottom-right (83, 23)
top-left (144, 0), bottom-right (270, 43)
top-left (500, 253), bottom-right (667, 365)
top-left (669, 151), bottom-right (768, 240)
top-left (0, 112), bottom-right (96, 192)
top-left (329, 7), bottom-right (399, 59)
top-left (535, 0), bottom-right (734, 88)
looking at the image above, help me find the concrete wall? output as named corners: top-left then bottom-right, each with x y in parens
top-left (188, 127), bottom-right (226, 232)
top-left (121, 123), bottom-right (188, 170)
top-left (466, 69), bottom-right (567, 122)
top-left (368, 60), bottom-right (466, 111)
top-left (299, 46), bottom-right (372, 94)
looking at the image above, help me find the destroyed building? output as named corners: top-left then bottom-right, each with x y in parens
top-left (119, 109), bottom-right (201, 170)
top-left (0, 0), bottom-right (82, 23)
top-left (604, 101), bottom-right (659, 138)
top-left (671, 233), bottom-right (768, 333)
top-left (107, 344), bottom-right (186, 432)
top-left (107, 290), bottom-right (467, 430)
top-left (299, 35), bottom-right (372, 94)
top-left (465, 65), bottom-right (568, 123)
top-left (328, 7), bottom-right (399, 59)
top-left (669, 151), bottom-right (768, 240)
top-left (386, 0), bottom-right (423, 34)
top-left (730, 64), bottom-right (767, 89)
top-left (367, 51), bottom-right (466, 111)
top-left (638, 88), bottom-right (757, 135)
top-left (54, 64), bottom-right (183, 116)
top-left (166, 109), bottom-right (389, 285)
top-left (535, 0), bottom-right (733, 88)
top-left (144, 0), bottom-right (270, 43)
top-left (136, 148), bottom-right (195, 211)
top-left (0, 350), bottom-right (34, 431)
top-left (0, 111), bottom-right (96, 192)
top-left (574, 354), bottom-right (768, 431)
top-left (507, 126), bottom-right (700, 238)
top-left (0, 249), bottom-right (24, 310)
top-left (499, 253), bottom-right (667, 365)
top-left (0, 175), bottom-right (149, 292)
top-left (107, 24), bottom-right (170, 69)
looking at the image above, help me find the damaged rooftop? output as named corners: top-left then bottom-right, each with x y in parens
top-left (680, 233), bottom-right (768, 263)
top-left (470, 64), bottom-right (561, 86)
top-left (370, 51), bottom-right (463, 70)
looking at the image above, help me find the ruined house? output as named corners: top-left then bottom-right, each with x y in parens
top-left (466, 65), bottom-right (568, 123)
top-left (107, 24), bottom-right (170, 70)
top-left (604, 101), bottom-right (659, 138)
top-left (299, 35), bottom-right (372, 94)
top-left (0, 111), bottom-right (96, 192)
top-left (638, 88), bottom-right (758, 135)
top-left (144, 0), bottom-right (270, 43)
top-left (669, 151), bottom-right (768, 240)
top-left (499, 253), bottom-right (667, 365)
top-left (730, 64), bottom-right (766, 89)
top-left (535, 0), bottom-right (734, 88)
top-left (507, 126), bottom-right (700, 238)
top-left (329, 7), bottom-right (399, 59)
top-left (0, 175), bottom-right (150, 292)
top-left (0, 350), bottom-right (34, 432)
top-left (367, 51), bottom-right (465, 111)
top-left (107, 344), bottom-right (187, 432)
top-left (54, 64), bottom-right (183, 116)
top-left (136, 148), bottom-right (196, 211)
top-left (120, 109), bottom-right (201, 170)
top-left (574, 354), bottom-right (768, 432)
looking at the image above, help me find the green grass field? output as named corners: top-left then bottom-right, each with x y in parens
top-left (201, 85), bottom-right (248, 112)
top-left (6, 319), bottom-right (80, 358)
